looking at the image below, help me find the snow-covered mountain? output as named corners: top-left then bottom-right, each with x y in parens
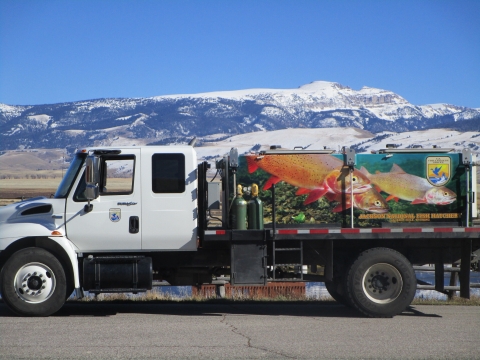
top-left (1, 81), bottom-right (479, 153)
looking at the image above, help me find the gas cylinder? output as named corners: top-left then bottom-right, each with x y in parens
top-left (248, 183), bottom-right (264, 230)
top-left (231, 184), bottom-right (247, 229)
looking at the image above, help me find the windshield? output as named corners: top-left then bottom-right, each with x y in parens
top-left (54, 154), bottom-right (86, 198)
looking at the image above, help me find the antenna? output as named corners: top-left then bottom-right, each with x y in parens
top-left (188, 137), bottom-right (197, 147)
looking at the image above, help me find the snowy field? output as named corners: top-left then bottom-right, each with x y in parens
top-left (194, 128), bottom-right (480, 164)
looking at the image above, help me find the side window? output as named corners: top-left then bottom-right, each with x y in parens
top-left (152, 153), bottom-right (185, 193)
top-left (73, 156), bottom-right (135, 201)
top-left (100, 157), bottom-right (135, 195)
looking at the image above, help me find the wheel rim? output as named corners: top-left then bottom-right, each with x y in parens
top-left (14, 262), bottom-right (56, 303)
top-left (362, 263), bottom-right (403, 304)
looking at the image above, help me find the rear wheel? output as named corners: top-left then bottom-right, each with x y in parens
top-left (325, 280), bottom-right (349, 306)
top-left (325, 255), bottom-right (353, 307)
top-left (0, 247), bottom-right (67, 316)
top-left (345, 247), bottom-right (416, 318)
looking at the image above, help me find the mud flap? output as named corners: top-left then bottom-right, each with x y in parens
top-left (230, 230), bottom-right (266, 285)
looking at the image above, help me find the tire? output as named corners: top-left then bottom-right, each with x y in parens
top-left (344, 247), bottom-right (416, 318)
top-left (325, 280), bottom-right (349, 306)
top-left (325, 255), bottom-right (353, 307)
top-left (0, 247), bottom-right (67, 316)
top-left (325, 266), bottom-right (352, 307)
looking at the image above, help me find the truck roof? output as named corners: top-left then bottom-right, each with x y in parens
top-left (77, 145), bottom-right (197, 154)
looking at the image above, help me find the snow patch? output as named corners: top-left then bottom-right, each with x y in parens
top-left (27, 114), bottom-right (51, 123)
top-left (260, 106), bottom-right (285, 117)
top-left (116, 115), bottom-right (134, 121)
top-left (0, 104), bottom-right (32, 119)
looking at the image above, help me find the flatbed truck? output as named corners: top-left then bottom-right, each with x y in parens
top-left (0, 143), bottom-right (479, 317)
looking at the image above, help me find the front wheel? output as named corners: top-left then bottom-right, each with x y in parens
top-left (345, 247), bottom-right (416, 318)
top-left (0, 247), bottom-right (67, 316)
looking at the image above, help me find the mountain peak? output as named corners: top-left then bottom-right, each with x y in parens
top-left (298, 81), bottom-right (350, 92)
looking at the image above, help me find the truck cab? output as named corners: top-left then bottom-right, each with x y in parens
top-left (62, 146), bottom-right (198, 251)
top-left (0, 146), bottom-right (200, 316)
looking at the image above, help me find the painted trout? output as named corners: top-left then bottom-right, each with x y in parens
top-left (360, 164), bottom-right (456, 205)
top-left (325, 188), bottom-right (389, 213)
top-left (245, 154), bottom-right (371, 204)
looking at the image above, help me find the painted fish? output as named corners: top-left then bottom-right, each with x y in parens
top-left (360, 164), bottom-right (456, 205)
top-left (245, 154), bottom-right (371, 204)
top-left (326, 188), bottom-right (389, 213)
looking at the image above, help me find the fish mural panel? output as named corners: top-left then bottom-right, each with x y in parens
top-left (245, 154), bottom-right (371, 205)
top-left (359, 164), bottom-right (456, 205)
top-left (325, 187), bottom-right (389, 214)
top-left (236, 151), bottom-right (465, 228)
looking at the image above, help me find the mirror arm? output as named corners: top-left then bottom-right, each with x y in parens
top-left (84, 201), bottom-right (93, 213)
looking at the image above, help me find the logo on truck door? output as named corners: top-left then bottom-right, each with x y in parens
top-left (117, 202), bottom-right (137, 206)
top-left (109, 208), bottom-right (121, 222)
top-left (426, 157), bottom-right (451, 186)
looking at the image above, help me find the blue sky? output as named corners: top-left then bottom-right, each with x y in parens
top-left (1, 0), bottom-right (479, 108)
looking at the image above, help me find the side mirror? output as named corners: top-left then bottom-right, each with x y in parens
top-left (85, 155), bottom-right (100, 186)
top-left (84, 155), bottom-right (100, 213)
top-left (85, 184), bottom-right (99, 201)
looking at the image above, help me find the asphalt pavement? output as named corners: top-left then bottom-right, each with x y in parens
top-left (0, 300), bottom-right (478, 359)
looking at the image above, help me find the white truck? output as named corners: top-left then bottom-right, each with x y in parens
top-left (0, 143), bottom-right (479, 317)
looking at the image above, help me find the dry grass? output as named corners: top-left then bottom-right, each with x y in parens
top-left (0, 149), bottom-right (68, 172)
top-left (103, 178), bottom-right (134, 191)
top-left (74, 289), bottom-right (315, 303)
top-left (0, 177), bottom-right (132, 204)
top-left (71, 290), bottom-right (480, 305)
top-left (0, 178), bottom-right (61, 189)
top-left (412, 295), bottom-right (480, 306)
top-left (78, 289), bottom-right (196, 303)
top-left (0, 178), bottom-right (60, 204)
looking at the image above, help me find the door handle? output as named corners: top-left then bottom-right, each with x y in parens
top-left (129, 216), bottom-right (139, 234)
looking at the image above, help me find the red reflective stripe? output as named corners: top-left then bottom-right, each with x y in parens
top-left (341, 228), bottom-right (360, 234)
top-left (372, 228), bottom-right (392, 233)
top-left (216, 230), bottom-right (226, 235)
top-left (434, 228), bottom-right (453, 233)
top-left (403, 228), bottom-right (423, 233)
top-left (465, 227), bottom-right (480, 232)
top-left (309, 229), bottom-right (330, 234)
top-left (278, 229), bottom-right (298, 235)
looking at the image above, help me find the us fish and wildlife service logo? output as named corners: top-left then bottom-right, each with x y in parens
top-left (426, 157), bottom-right (451, 186)
top-left (109, 208), bottom-right (121, 222)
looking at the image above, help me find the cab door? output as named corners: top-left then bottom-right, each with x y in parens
top-left (141, 147), bottom-right (197, 251)
top-left (65, 150), bottom-right (142, 251)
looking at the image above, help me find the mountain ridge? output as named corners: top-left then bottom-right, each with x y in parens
top-left (1, 81), bottom-right (479, 153)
